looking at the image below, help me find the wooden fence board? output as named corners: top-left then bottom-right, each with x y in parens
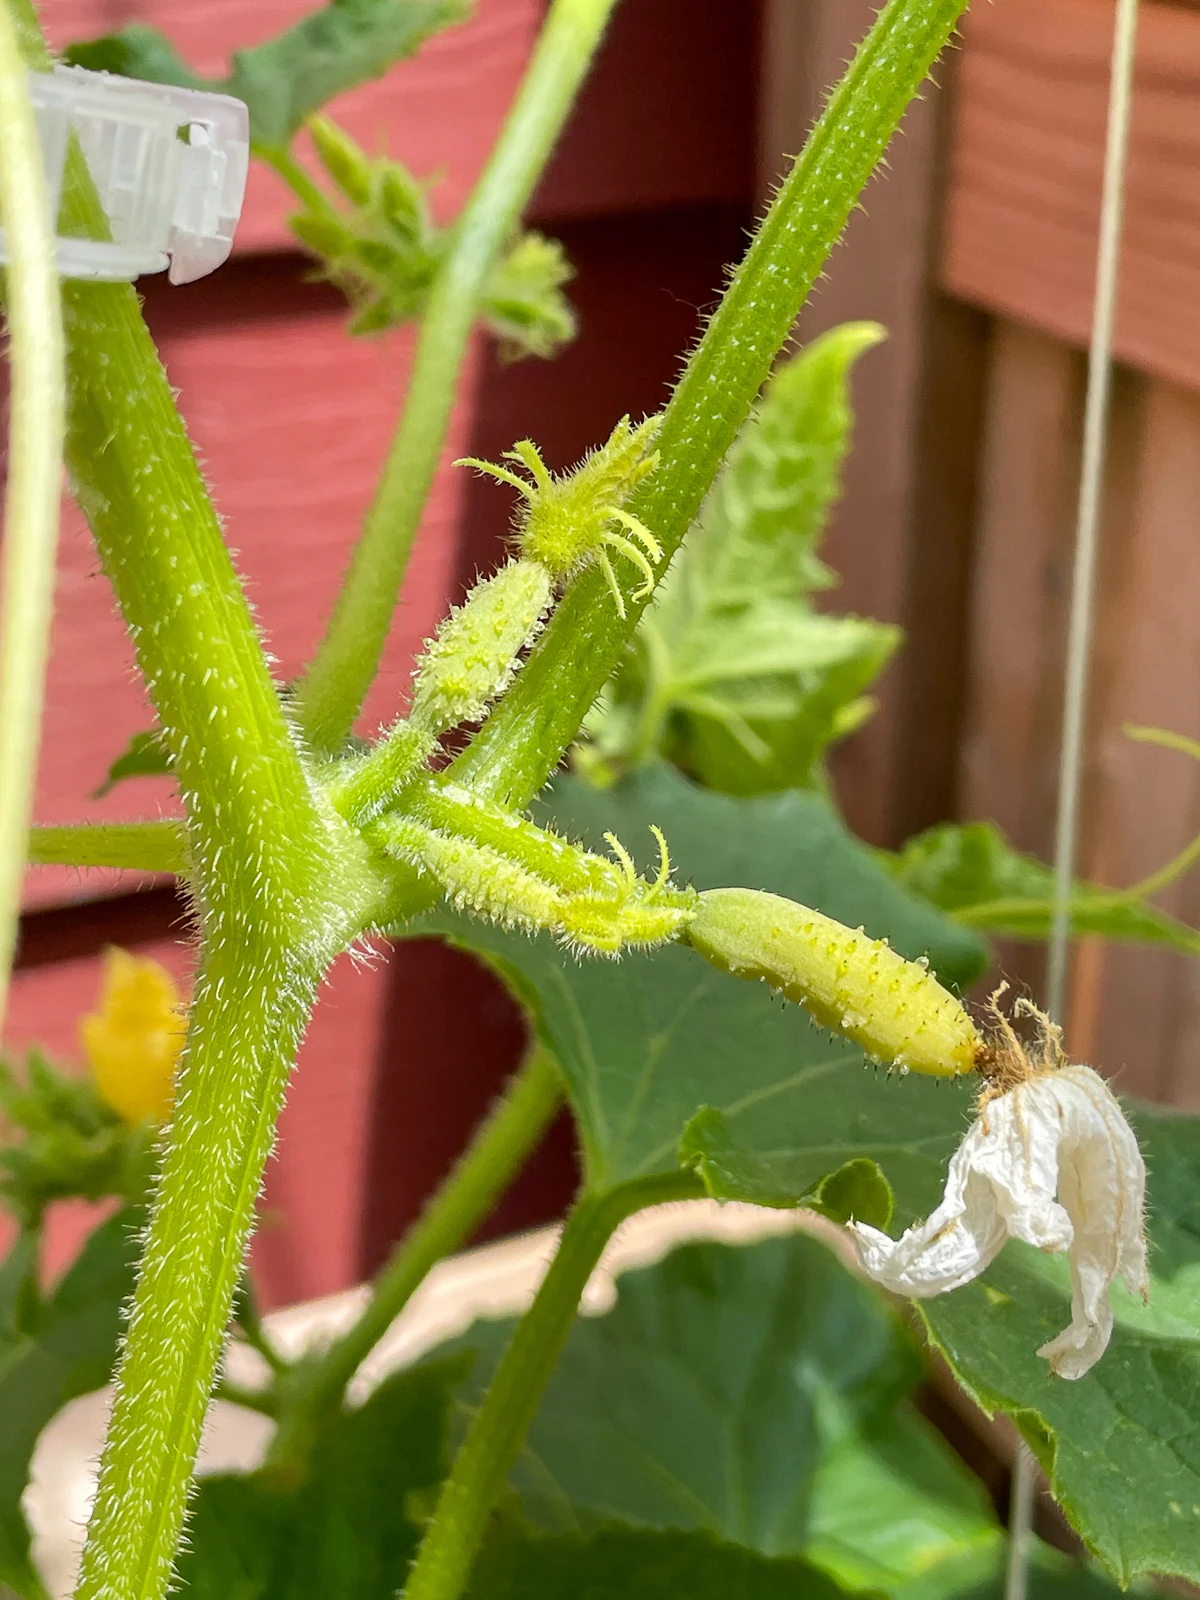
top-left (758, 0), bottom-right (953, 846)
top-left (959, 323), bottom-right (1084, 859)
top-left (943, 0), bottom-right (1200, 394)
top-left (1071, 376), bottom-right (1200, 1098)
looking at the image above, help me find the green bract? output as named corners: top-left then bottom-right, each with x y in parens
top-left (459, 416), bottom-right (663, 617)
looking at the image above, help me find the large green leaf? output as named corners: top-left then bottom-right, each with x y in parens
top-left (920, 1104), bottom-right (1200, 1588)
top-left (885, 821), bottom-right (1200, 956)
top-left (0, 1211), bottom-right (141, 1598)
top-left (435, 1234), bottom-right (1117, 1596)
top-left (442, 1236), bottom-right (923, 1554)
top-left (577, 326), bottom-right (899, 795)
top-left (64, 0), bottom-right (468, 151)
top-left (805, 1400), bottom-right (995, 1592)
top-left (421, 763), bottom-right (985, 1199)
top-left (464, 1525), bottom-right (860, 1600)
top-left (176, 1354), bottom-right (467, 1599)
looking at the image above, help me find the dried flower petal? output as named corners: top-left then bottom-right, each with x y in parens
top-left (850, 1063), bottom-right (1147, 1378)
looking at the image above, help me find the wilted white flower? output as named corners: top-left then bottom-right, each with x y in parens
top-left (849, 995), bottom-right (1148, 1379)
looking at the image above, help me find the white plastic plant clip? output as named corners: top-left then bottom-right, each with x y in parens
top-left (0, 64), bottom-right (248, 284)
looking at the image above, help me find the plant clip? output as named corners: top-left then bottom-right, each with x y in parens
top-left (0, 65), bottom-right (248, 284)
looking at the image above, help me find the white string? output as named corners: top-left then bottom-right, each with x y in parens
top-left (1007, 0), bottom-right (1142, 1595)
top-left (1047, 0), bottom-right (1142, 1019)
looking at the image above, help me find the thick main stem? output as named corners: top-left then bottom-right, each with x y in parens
top-left (267, 1043), bottom-right (562, 1473)
top-left (77, 948), bottom-right (320, 1600)
top-left (403, 1170), bottom-right (702, 1600)
top-left (452, 0), bottom-right (974, 809)
top-left (294, 0), bottom-right (621, 753)
top-left (0, 11), bottom-right (375, 1598)
top-left (58, 265), bottom-right (370, 1596)
top-left (0, 0), bottom-right (64, 1038)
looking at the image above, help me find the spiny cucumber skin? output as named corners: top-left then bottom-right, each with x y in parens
top-left (379, 815), bottom-right (694, 955)
top-left (689, 888), bottom-right (979, 1078)
top-left (386, 818), bottom-right (564, 934)
top-left (413, 781), bottom-right (616, 896)
top-left (410, 560), bottom-right (552, 734)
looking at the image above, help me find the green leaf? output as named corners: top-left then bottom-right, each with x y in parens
top-left (0, 1231), bottom-right (38, 1352)
top-left (681, 1112), bottom-right (895, 1231)
top-left (918, 1103), bottom-right (1200, 1588)
top-left (885, 821), bottom-right (1200, 955)
top-left (435, 1233), bottom-right (1125, 1597)
top-left (690, 322), bottom-right (885, 605)
top-left (465, 1525), bottom-right (862, 1600)
top-left (177, 1354), bottom-right (468, 1599)
top-left (61, 23), bottom-right (199, 90)
top-left (90, 729), bottom-right (172, 799)
top-left (888, 1540), bottom-right (1132, 1600)
top-left (0, 1210), bottom-right (140, 1598)
top-left (665, 612), bottom-right (899, 796)
top-left (577, 325), bottom-right (897, 793)
top-left (805, 1403), bottom-right (997, 1593)
top-left (419, 763), bottom-right (985, 1199)
top-left (442, 1236), bottom-right (934, 1550)
top-left (437, 1232), bottom-right (1116, 1600)
top-left (64, 0), bottom-right (469, 151)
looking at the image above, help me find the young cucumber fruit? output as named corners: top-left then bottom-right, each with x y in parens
top-left (688, 887), bottom-right (979, 1079)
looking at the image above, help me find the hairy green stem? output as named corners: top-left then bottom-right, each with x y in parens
top-left (404, 1169), bottom-right (703, 1600)
top-left (58, 277), bottom-right (369, 1594)
top-left (28, 821), bottom-right (188, 874)
top-left (326, 722), bottom-right (436, 825)
top-left (452, 0), bottom-right (973, 808)
top-left (79, 954), bottom-right (326, 1600)
top-left (257, 141), bottom-right (334, 215)
top-left (0, 8), bottom-right (378, 1596)
top-left (267, 1042), bottom-right (562, 1474)
top-left (294, 0), bottom-right (621, 752)
top-left (0, 0), bottom-right (65, 1038)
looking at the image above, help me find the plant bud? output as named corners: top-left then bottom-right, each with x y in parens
top-left (687, 887), bottom-right (979, 1078)
top-left (306, 114), bottom-right (373, 206)
top-left (409, 560), bottom-right (552, 734)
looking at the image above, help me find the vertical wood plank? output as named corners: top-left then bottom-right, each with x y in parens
top-left (959, 323), bottom-right (1085, 857)
top-left (955, 322), bottom-right (1085, 1004)
top-left (889, 296), bottom-right (991, 843)
top-left (1073, 377), bottom-right (1200, 1098)
top-left (757, 0), bottom-right (961, 845)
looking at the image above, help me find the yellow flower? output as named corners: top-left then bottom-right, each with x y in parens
top-left (80, 948), bottom-right (187, 1125)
